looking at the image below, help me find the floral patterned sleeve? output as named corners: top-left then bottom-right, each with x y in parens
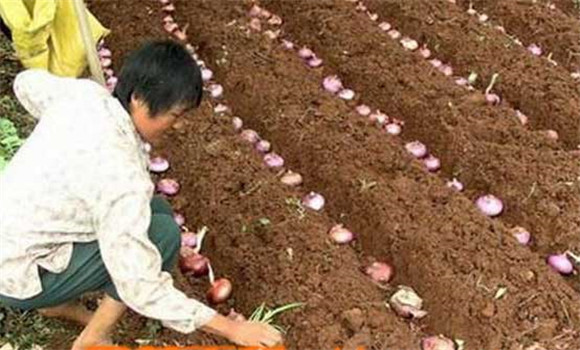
top-left (12, 69), bottom-right (72, 120)
top-left (95, 188), bottom-right (217, 333)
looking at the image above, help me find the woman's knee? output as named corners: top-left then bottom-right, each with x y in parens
top-left (149, 214), bottom-right (180, 269)
top-left (150, 195), bottom-right (174, 216)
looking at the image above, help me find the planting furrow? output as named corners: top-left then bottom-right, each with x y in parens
top-left (361, 0), bottom-right (580, 149)
top-left (258, 0), bottom-right (580, 275)
top-left (172, 1), bottom-right (580, 348)
top-left (158, 101), bottom-right (423, 349)
top-left (455, 0), bottom-right (580, 73)
top-left (88, 1), bottom-right (426, 348)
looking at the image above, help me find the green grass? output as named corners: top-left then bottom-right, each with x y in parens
top-left (249, 302), bottom-right (304, 334)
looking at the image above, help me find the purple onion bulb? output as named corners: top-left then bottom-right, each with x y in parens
top-left (475, 194), bottom-right (503, 217)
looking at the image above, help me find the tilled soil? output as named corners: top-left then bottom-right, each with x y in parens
top-left (261, 0), bottom-right (580, 287)
top-left (456, 0), bottom-right (580, 73)
top-left (362, 0), bottom-right (580, 150)
top-left (73, 0), bottom-right (580, 349)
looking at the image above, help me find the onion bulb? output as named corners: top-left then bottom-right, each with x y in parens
top-left (356, 104), bottom-right (372, 116)
top-left (329, 224), bottom-right (356, 244)
top-left (149, 157), bottom-right (169, 173)
top-left (423, 155), bottom-right (441, 172)
top-left (173, 213), bottom-right (185, 226)
top-left (162, 4), bottom-right (175, 12)
top-left (387, 29), bottom-right (401, 39)
top-left (184, 43), bottom-right (195, 55)
top-left (213, 104), bottom-right (229, 114)
top-left (282, 40), bottom-right (294, 49)
top-left (264, 152), bottom-right (284, 168)
top-left (255, 140), bottom-right (271, 153)
top-left (515, 110), bottom-right (528, 126)
top-left (264, 30), bottom-right (279, 40)
top-left (248, 4), bottom-right (261, 17)
top-left (302, 192), bottom-right (325, 211)
top-left (207, 263), bottom-right (233, 304)
top-left (378, 22), bottom-right (392, 31)
top-left (307, 56), bottom-right (323, 68)
top-left (385, 123), bottom-right (402, 135)
top-left (509, 226), bottom-right (531, 245)
top-left (368, 12), bottom-right (379, 21)
top-left (355, 3), bottom-right (367, 11)
top-left (547, 254), bottom-right (574, 275)
top-left (400, 37), bottom-right (419, 51)
top-left (455, 77), bottom-right (469, 86)
top-left (405, 141), bottom-right (428, 159)
top-left (249, 18), bottom-right (261, 32)
top-left (527, 44), bottom-right (542, 56)
top-left (201, 68), bottom-right (213, 82)
top-left (369, 111), bottom-right (388, 125)
top-left (338, 89), bottom-right (355, 100)
top-left (98, 48), bottom-right (112, 58)
top-left (421, 335), bottom-right (456, 350)
top-left (438, 64), bottom-right (453, 76)
top-left (106, 76), bottom-right (118, 89)
top-left (100, 57), bottom-right (112, 68)
top-left (365, 261), bottom-right (394, 284)
top-left (475, 194), bottom-right (503, 217)
top-left (208, 84), bottom-right (224, 98)
top-left (259, 8), bottom-right (271, 19)
top-left (389, 286), bottom-right (427, 319)
top-left (268, 15), bottom-right (282, 25)
top-left (207, 278), bottom-right (233, 304)
top-left (419, 46), bottom-right (431, 59)
top-left (323, 75), bottom-right (343, 94)
top-left (179, 253), bottom-right (209, 277)
top-left (157, 179), bottom-right (180, 196)
top-left (446, 178), bottom-right (464, 192)
top-left (544, 130), bottom-right (559, 140)
top-left (232, 117), bottom-right (243, 132)
top-left (181, 232), bottom-right (197, 248)
top-left (429, 59), bottom-right (442, 68)
top-left (298, 47), bottom-right (314, 59)
top-left (240, 129), bottom-right (260, 144)
top-left (485, 93), bottom-right (501, 105)
top-left (280, 171), bottom-right (303, 186)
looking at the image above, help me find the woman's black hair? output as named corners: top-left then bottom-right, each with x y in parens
top-left (113, 40), bottom-right (202, 117)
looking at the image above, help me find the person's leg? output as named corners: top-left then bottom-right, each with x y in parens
top-left (37, 300), bottom-right (94, 326)
top-left (0, 240), bottom-right (115, 326)
top-left (150, 195), bottom-right (174, 216)
top-left (0, 209), bottom-right (181, 348)
top-left (77, 213), bottom-right (180, 349)
top-left (71, 295), bottom-right (126, 350)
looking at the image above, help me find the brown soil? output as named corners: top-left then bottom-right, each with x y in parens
top-left (456, 0), bottom-right (580, 73)
top-left (362, 0), bottom-right (580, 150)
top-left (552, 0), bottom-right (580, 17)
top-left (260, 0), bottom-right (580, 281)
top-left (48, 0), bottom-right (580, 349)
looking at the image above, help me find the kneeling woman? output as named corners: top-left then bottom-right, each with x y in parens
top-left (0, 40), bottom-right (282, 349)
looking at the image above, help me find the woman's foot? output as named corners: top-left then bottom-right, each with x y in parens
top-left (71, 331), bottom-right (113, 350)
top-left (38, 301), bottom-right (94, 326)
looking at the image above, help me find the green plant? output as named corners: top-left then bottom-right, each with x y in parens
top-left (249, 302), bottom-right (304, 334)
top-left (0, 117), bottom-right (24, 172)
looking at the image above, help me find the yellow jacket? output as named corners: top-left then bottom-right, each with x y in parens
top-left (0, 0), bottom-right (109, 77)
